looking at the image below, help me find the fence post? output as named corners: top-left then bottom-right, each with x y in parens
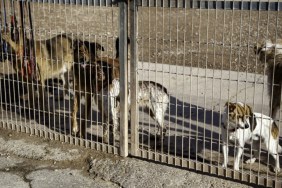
top-left (119, 0), bottom-right (128, 157)
top-left (130, 0), bottom-right (138, 156)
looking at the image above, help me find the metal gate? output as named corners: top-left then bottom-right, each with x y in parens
top-left (0, 0), bottom-right (123, 154)
top-left (0, 0), bottom-right (281, 187)
top-left (128, 1), bottom-right (282, 187)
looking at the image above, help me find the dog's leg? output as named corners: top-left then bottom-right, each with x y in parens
top-left (266, 139), bottom-right (281, 173)
top-left (245, 141), bottom-right (259, 164)
top-left (60, 72), bottom-right (67, 98)
top-left (234, 141), bottom-right (245, 171)
top-left (38, 79), bottom-right (50, 112)
top-left (154, 105), bottom-right (167, 141)
top-left (221, 132), bottom-right (229, 168)
top-left (222, 144), bottom-right (229, 168)
top-left (245, 157), bottom-right (256, 164)
top-left (71, 90), bottom-right (80, 136)
top-left (99, 89), bottom-right (110, 143)
top-left (151, 97), bottom-right (168, 143)
top-left (106, 80), bottom-right (121, 143)
top-left (81, 91), bottom-right (92, 139)
top-left (61, 70), bottom-right (72, 99)
top-left (270, 150), bottom-right (280, 173)
top-left (27, 80), bottom-right (36, 109)
top-left (103, 91), bottom-right (120, 143)
top-left (111, 99), bottom-right (120, 142)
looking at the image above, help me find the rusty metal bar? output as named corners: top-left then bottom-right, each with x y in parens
top-left (119, 0), bottom-right (128, 157)
top-left (130, 0), bottom-right (138, 156)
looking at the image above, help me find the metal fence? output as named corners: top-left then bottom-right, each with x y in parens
top-left (0, 0), bottom-right (282, 187)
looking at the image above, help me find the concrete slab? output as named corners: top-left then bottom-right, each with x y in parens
top-left (0, 172), bottom-right (29, 188)
top-left (88, 157), bottom-right (252, 188)
top-left (26, 169), bottom-right (119, 188)
top-left (0, 138), bottom-right (81, 161)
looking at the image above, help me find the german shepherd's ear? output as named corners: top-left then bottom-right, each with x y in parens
top-left (95, 43), bottom-right (105, 51)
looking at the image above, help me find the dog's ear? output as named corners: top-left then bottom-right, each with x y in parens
top-left (225, 102), bottom-right (236, 112)
top-left (243, 104), bottom-right (253, 118)
top-left (73, 39), bottom-right (80, 49)
top-left (95, 43), bottom-right (105, 51)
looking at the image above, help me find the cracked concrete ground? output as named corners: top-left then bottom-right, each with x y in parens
top-left (0, 128), bottom-right (257, 188)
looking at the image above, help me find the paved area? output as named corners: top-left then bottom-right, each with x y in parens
top-left (0, 128), bottom-right (256, 188)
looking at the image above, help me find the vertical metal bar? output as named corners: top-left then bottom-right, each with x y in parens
top-left (130, 0), bottom-right (138, 156)
top-left (119, 0), bottom-right (128, 157)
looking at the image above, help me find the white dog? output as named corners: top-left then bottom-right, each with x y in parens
top-left (221, 102), bottom-right (282, 173)
top-left (99, 79), bottom-right (169, 143)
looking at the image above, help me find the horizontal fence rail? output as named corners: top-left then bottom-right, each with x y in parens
top-left (27, 0), bottom-right (282, 11)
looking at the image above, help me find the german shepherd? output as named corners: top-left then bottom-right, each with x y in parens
top-left (1, 29), bottom-right (74, 111)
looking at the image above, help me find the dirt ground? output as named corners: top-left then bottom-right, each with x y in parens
top-left (31, 4), bottom-right (282, 74)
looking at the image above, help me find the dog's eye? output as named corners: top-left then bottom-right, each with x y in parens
top-left (237, 115), bottom-right (243, 119)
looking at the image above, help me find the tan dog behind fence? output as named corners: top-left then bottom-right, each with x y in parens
top-left (1, 30), bottom-right (74, 111)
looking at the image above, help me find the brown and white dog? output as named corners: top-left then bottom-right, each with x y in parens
top-left (97, 38), bottom-right (169, 143)
top-left (71, 38), bottom-right (169, 144)
top-left (221, 102), bottom-right (281, 172)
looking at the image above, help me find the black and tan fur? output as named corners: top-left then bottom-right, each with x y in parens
top-left (71, 38), bottom-right (169, 144)
top-left (71, 37), bottom-right (122, 138)
top-left (1, 30), bottom-right (74, 110)
top-left (71, 56), bottom-right (119, 138)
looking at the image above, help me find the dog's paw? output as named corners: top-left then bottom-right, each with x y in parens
top-left (234, 166), bottom-right (240, 171)
top-left (221, 163), bottom-right (227, 168)
top-left (273, 167), bottom-right (281, 173)
top-left (251, 134), bottom-right (260, 141)
top-left (71, 124), bottom-right (79, 136)
top-left (103, 133), bottom-right (109, 144)
top-left (245, 158), bottom-right (256, 164)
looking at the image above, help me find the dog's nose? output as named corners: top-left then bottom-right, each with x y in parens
top-left (244, 123), bottom-right (249, 129)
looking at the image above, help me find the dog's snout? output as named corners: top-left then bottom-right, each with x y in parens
top-left (244, 123), bottom-right (249, 129)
